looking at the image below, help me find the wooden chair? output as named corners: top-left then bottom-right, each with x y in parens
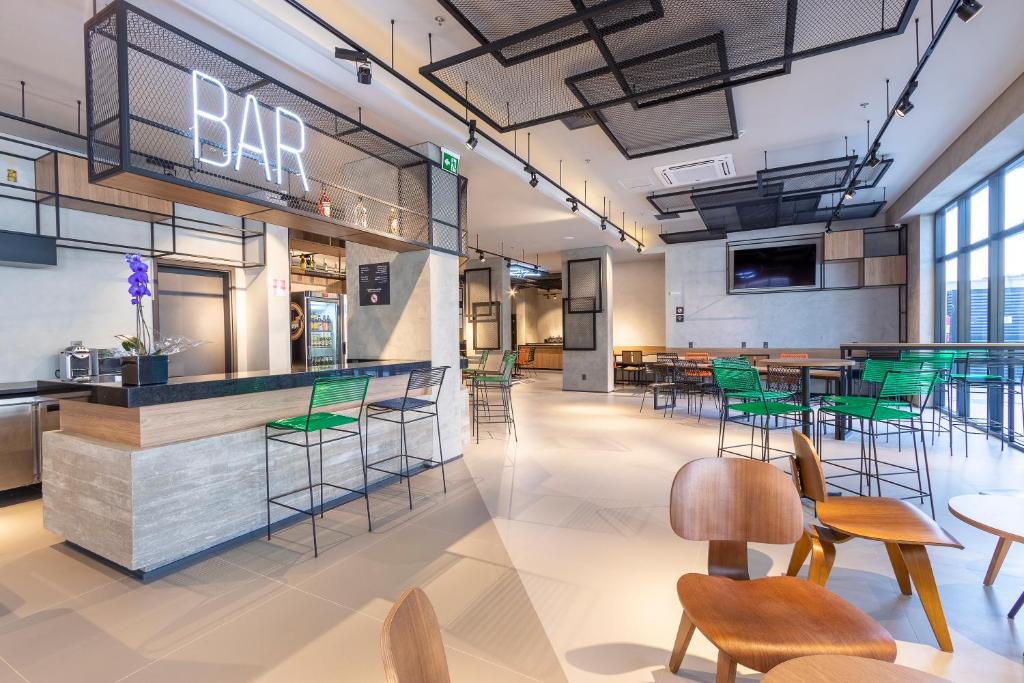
top-left (381, 587), bottom-right (451, 683)
top-left (786, 428), bottom-right (962, 652)
top-left (668, 458), bottom-right (896, 682)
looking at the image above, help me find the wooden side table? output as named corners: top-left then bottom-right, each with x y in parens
top-left (948, 494), bottom-right (1024, 617)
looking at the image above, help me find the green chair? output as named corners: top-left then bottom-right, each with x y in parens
top-left (472, 351), bottom-right (518, 444)
top-left (712, 366), bottom-right (813, 462)
top-left (818, 370), bottom-right (940, 516)
top-left (265, 375), bottom-right (371, 556)
top-left (898, 351), bottom-right (956, 453)
top-left (462, 349), bottom-right (490, 385)
top-left (946, 350), bottom-right (1007, 456)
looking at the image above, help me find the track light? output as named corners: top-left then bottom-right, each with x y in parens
top-left (600, 217), bottom-right (607, 230)
top-left (843, 188), bottom-right (856, 200)
top-left (895, 97), bottom-right (914, 117)
top-left (465, 119), bottom-right (478, 150)
top-left (956, 0), bottom-right (982, 22)
top-left (866, 153), bottom-right (881, 168)
top-left (619, 231), bottom-right (626, 242)
top-left (356, 61), bottom-right (372, 85)
top-left (567, 197), bottom-right (578, 213)
top-left (335, 48), bottom-right (373, 85)
top-left (477, 249), bottom-right (486, 262)
top-left (636, 244), bottom-right (642, 253)
top-left (528, 172), bottom-right (539, 188)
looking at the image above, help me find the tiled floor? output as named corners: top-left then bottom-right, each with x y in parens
top-left (1, 373), bottom-right (1022, 681)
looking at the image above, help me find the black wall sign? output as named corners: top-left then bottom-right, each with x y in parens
top-left (359, 262), bottom-right (391, 306)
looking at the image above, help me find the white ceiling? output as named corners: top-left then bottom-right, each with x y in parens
top-left (2, 0), bottom-right (1023, 261)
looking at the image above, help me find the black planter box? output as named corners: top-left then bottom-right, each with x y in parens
top-left (121, 355), bottom-right (169, 386)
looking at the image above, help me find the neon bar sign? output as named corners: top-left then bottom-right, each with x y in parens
top-left (191, 70), bottom-right (310, 192)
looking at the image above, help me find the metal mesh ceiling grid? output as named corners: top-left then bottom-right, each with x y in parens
top-left (424, 0), bottom-right (917, 132)
top-left (756, 156), bottom-right (856, 196)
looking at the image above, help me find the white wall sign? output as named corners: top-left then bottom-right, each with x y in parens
top-left (191, 70), bottom-right (309, 192)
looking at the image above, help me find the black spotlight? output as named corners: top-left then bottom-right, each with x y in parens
top-left (866, 152), bottom-right (881, 168)
top-left (636, 244), bottom-right (642, 254)
top-left (956, 0), bottom-right (982, 22)
top-left (335, 48), bottom-right (372, 84)
top-left (465, 119), bottom-right (478, 150)
top-left (477, 249), bottom-right (486, 262)
top-left (895, 97), bottom-right (914, 118)
top-left (529, 172), bottom-right (539, 188)
top-left (356, 61), bottom-right (372, 85)
top-left (567, 197), bottom-right (578, 213)
top-left (600, 217), bottom-right (607, 230)
top-left (843, 188), bottom-right (856, 200)
top-left (619, 231), bottom-right (626, 242)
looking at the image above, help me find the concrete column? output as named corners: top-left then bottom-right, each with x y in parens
top-left (462, 257), bottom-right (512, 360)
top-left (347, 243), bottom-right (465, 459)
top-left (561, 245), bottom-right (613, 392)
top-left (906, 214), bottom-right (936, 343)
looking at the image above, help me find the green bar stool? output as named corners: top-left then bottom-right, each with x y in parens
top-left (472, 351), bottom-right (518, 442)
top-left (264, 375), bottom-right (371, 557)
top-left (366, 366), bottom-right (449, 510)
top-left (712, 365), bottom-right (813, 462)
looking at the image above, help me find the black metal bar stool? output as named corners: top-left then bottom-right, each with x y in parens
top-left (264, 375), bottom-right (371, 557)
top-left (366, 366), bottom-right (449, 509)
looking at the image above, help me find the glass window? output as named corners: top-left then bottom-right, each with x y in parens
top-left (969, 186), bottom-right (989, 243)
top-left (943, 204), bottom-right (958, 254)
top-left (1006, 232), bottom-right (1024, 342)
top-left (1007, 160), bottom-right (1024, 230)
top-left (943, 259), bottom-right (958, 343)
top-left (969, 247), bottom-right (988, 342)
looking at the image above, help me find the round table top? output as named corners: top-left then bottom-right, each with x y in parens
top-left (763, 655), bottom-right (946, 682)
top-left (755, 358), bottom-right (857, 368)
top-left (948, 494), bottom-right (1024, 542)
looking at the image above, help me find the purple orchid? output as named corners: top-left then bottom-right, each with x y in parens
top-left (125, 253), bottom-right (152, 305)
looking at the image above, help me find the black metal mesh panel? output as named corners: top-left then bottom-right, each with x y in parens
top-left (566, 258), bottom-right (602, 312)
top-left (86, 2), bottom-right (435, 249)
top-left (433, 221), bottom-right (461, 253)
top-left (472, 301), bottom-right (501, 349)
top-left (648, 179), bottom-right (759, 216)
top-left (424, 0), bottom-right (916, 132)
top-left (563, 301), bottom-right (597, 351)
top-left (795, 200), bottom-right (886, 222)
top-left (430, 166), bottom-right (459, 225)
top-left (440, 0), bottom-right (661, 66)
top-left (464, 267), bottom-right (491, 317)
top-left (757, 156), bottom-right (856, 196)
top-left (86, 10), bottom-right (121, 173)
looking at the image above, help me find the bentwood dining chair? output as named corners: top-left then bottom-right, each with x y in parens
top-left (786, 429), bottom-right (962, 652)
top-left (381, 588), bottom-right (450, 683)
top-left (619, 350), bottom-right (645, 384)
top-left (667, 458), bottom-right (896, 682)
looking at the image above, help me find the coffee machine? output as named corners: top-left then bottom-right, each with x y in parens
top-left (57, 342), bottom-right (97, 380)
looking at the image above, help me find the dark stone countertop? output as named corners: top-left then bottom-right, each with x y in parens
top-left (37, 359), bottom-right (433, 409)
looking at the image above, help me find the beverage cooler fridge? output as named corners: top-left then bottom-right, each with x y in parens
top-left (290, 294), bottom-right (346, 369)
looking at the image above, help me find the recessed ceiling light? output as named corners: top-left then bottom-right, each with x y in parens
top-left (563, 236), bottom-right (575, 240)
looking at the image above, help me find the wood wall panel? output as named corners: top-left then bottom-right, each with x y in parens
top-left (864, 255), bottom-right (907, 286)
top-left (824, 230), bottom-right (864, 261)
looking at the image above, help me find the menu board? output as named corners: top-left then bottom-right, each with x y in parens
top-left (359, 262), bottom-right (391, 306)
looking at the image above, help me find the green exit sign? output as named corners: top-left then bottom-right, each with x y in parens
top-left (440, 147), bottom-right (460, 175)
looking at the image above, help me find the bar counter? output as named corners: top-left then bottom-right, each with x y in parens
top-left (41, 359), bottom-right (461, 577)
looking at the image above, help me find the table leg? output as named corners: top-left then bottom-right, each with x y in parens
top-left (836, 366), bottom-right (849, 440)
top-left (900, 543), bottom-right (954, 653)
top-left (1009, 589), bottom-right (1024, 619)
top-left (801, 366), bottom-right (812, 437)
top-left (985, 537), bottom-right (1013, 586)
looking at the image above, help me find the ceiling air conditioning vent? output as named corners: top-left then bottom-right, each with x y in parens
top-left (655, 154), bottom-right (735, 187)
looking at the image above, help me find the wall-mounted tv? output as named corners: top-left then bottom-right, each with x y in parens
top-left (730, 243), bottom-right (819, 292)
